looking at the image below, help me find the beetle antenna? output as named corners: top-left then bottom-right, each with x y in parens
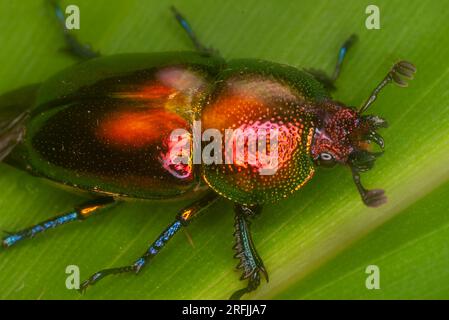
top-left (359, 61), bottom-right (416, 114)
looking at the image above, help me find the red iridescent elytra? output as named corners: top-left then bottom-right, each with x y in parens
top-left (17, 53), bottom-right (214, 199)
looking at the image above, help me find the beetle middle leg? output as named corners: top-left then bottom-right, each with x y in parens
top-left (1, 197), bottom-right (116, 248)
top-left (170, 6), bottom-right (218, 56)
top-left (230, 204), bottom-right (268, 300)
top-left (305, 34), bottom-right (358, 90)
top-left (49, 0), bottom-right (100, 60)
top-left (79, 192), bottom-right (219, 293)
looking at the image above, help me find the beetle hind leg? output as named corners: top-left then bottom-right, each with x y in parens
top-left (49, 0), bottom-right (100, 60)
top-left (1, 197), bottom-right (116, 248)
top-left (79, 193), bottom-right (218, 293)
top-left (230, 204), bottom-right (268, 300)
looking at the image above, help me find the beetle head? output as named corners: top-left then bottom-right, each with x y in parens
top-left (310, 60), bottom-right (416, 207)
top-left (311, 100), bottom-right (388, 207)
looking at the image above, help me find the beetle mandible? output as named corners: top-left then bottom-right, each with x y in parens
top-left (0, 2), bottom-right (415, 299)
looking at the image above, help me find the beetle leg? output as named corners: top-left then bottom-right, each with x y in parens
top-left (79, 192), bottom-right (219, 293)
top-left (170, 6), bottom-right (219, 56)
top-left (304, 34), bottom-right (357, 91)
top-left (331, 34), bottom-right (358, 82)
top-left (1, 197), bottom-right (116, 248)
top-left (49, 0), bottom-right (100, 59)
top-left (230, 204), bottom-right (268, 300)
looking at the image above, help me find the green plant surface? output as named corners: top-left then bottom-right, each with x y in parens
top-left (0, 0), bottom-right (448, 299)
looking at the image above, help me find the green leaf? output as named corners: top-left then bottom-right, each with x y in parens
top-left (0, 0), bottom-right (448, 299)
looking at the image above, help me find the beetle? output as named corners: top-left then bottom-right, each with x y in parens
top-left (0, 2), bottom-right (415, 299)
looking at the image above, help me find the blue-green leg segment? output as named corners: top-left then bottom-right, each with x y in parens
top-left (332, 34), bottom-right (358, 81)
top-left (79, 192), bottom-right (219, 293)
top-left (49, 0), bottom-right (100, 59)
top-left (2, 197), bottom-right (115, 248)
top-left (230, 204), bottom-right (268, 300)
top-left (305, 34), bottom-right (357, 90)
top-left (170, 6), bottom-right (218, 56)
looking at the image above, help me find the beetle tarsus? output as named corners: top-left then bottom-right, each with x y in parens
top-left (231, 205), bottom-right (267, 300)
top-left (79, 266), bottom-right (137, 294)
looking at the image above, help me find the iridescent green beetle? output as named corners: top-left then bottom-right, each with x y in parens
top-left (0, 3), bottom-right (415, 299)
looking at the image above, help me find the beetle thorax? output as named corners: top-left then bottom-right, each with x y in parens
top-left (311, 101), bottom-right (360, 163)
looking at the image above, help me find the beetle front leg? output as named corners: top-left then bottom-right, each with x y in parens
top-left (170, 6), bottom-right (219, 56)
top-left (305, 34), bottom-right (357, 91)
top-left (230, 204), bottom-right (268, 300)
top-left (49, 0), bottom-right (100, 59)
top-left (79, 192), bottom-right (219, 293)
top-left (2, 197), bottom-right (116, 248)
top-left (331, 34), bottom-right (358, 82)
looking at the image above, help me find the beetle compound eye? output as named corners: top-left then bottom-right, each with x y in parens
top-left (320, 152), bottom-right (333, 161)
top-left (318, 152), bottom-right (336, 168)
